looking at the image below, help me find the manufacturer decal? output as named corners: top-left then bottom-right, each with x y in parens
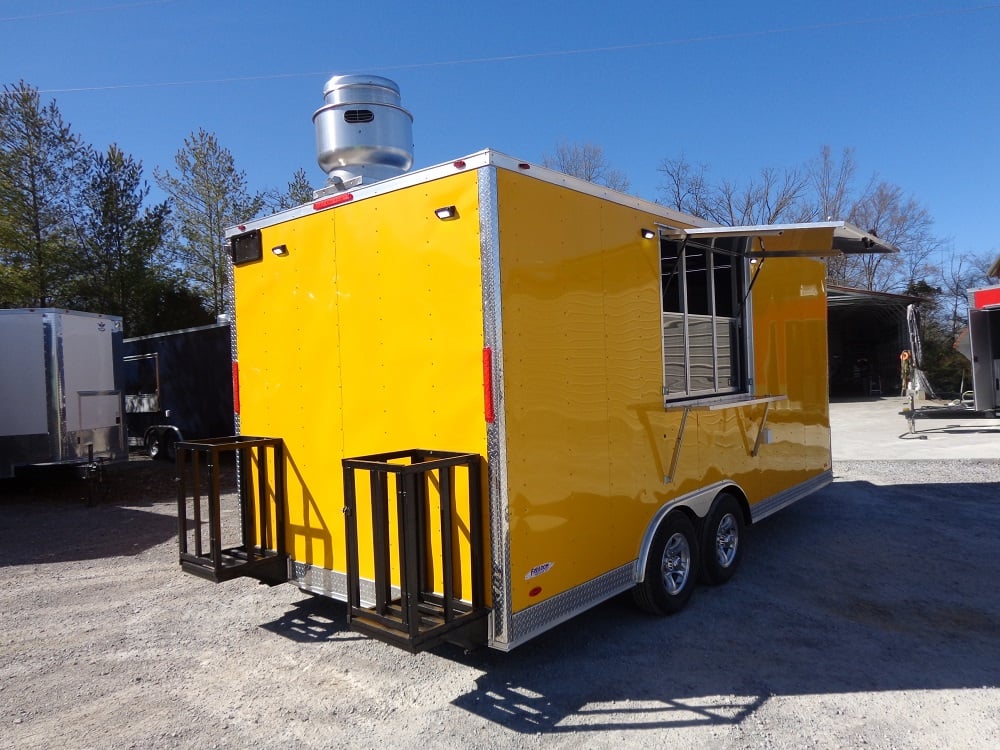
top-left (525, 562), bottom-right (554, 580)
top-left (97, 322), bottom-right (106, 332)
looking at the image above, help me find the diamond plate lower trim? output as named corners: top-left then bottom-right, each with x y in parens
top-left (750, 469), bottom-right (832, 523)
top-left (493, 562), bottom-right (636, 651)
top-left (291, 561), bottom-right (390, 608)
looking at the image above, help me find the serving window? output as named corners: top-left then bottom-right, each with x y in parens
top-left (661, 236), bottom-right (748, 403)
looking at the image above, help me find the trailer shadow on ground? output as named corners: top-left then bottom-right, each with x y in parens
top-left (0, 457), bottom-right (186, 566)
top-left (0, 499), bottom-right (179, 566)
top-left (441, 478), bottom-right (1000, 734)
top-left (260, 596), bottom-right (367, 645)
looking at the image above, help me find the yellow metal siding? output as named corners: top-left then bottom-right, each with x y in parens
top-left (496, 171), bottom-right (667, 611)
top-left (495, 171), bottom-right (831, 614)
top-left (747, 247), bottom-right (831, 497)
top-left (233, 170), bottom-right (487, 598)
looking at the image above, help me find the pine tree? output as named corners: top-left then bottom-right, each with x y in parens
top-left (271, 167), bottom-right (315, 211)
top-left (71, 144), bottom-right (172, 334)
top-left (0, 81), bottom-right (90, 307)
top-left (155, 129), bottom-right (264, 316)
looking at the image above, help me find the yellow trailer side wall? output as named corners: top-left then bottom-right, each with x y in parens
top-left (232, 170), bottom-right (487, 599)
top-left (495, 170), bottom-right (830, 614)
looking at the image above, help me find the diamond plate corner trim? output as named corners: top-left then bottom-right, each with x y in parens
top-left (478, 165), bottom-right (514, 646)
top-left (225, 245), bottom-right (240, 437)
top-left (502, 562), bottom-right (637, 650)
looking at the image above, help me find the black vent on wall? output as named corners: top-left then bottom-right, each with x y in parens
top-left (344, 109), bottom-right (375, 124)
top-left (230, 230), bottom-right (262, 265)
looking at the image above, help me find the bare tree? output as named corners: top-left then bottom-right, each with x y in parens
top-left (713, 167), bottom-right (811, 226)
top-left (542, 142), bottom-right (630, 192)
top-left (847, 181), bottom-right (940, 292)
top-left (658, 145), bottom-right (944, 294)
top-left (657, 157), bottom-right (809, 226)
top-left (657, 155), bottom-right (712, 218)
top-left (936, 249), bottom-right (995, 339)
top-left (811, 146), bottom-right (857, 223)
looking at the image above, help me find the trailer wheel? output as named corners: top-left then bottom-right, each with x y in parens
top-left (701, 492), bottom-right (745, 585)
top-left (633, 512), bottom-right (699, 615)
top-left (145, 433), bottom-right (161, 459)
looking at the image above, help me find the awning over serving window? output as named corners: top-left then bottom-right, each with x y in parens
top-left (656, 221), bottom-right (899, 258)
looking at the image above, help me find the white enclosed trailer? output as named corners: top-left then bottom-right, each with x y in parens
top-left (0, 309), bottom-right (126, 479)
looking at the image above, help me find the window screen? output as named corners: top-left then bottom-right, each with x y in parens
top-left (661, 237), bottom-right (747, 402)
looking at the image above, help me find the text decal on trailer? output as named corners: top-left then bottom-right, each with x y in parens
top-left (525, 562), bottom-right (554, 580)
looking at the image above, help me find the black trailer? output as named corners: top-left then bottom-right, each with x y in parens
top-left (122, 322), bottom-right (234, 459)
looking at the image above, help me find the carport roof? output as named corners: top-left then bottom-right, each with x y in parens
top-left (827, 285), bottom-right (921, 309)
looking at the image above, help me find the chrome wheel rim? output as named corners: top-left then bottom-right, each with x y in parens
top-left (660, 532), bottom-right (692, 595)
top-left (714, 513), bottom-right (739, 568)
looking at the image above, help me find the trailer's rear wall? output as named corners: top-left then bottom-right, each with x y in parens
top-left (60, 311), bottom-right (120, 432)
top-left (122, 325), bottom-right (234, 440)
top-left (233, 170), bottom-right (488, 598)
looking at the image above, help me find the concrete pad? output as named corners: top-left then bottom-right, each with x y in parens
top-left (830, 397), bottom-right (1000, 461)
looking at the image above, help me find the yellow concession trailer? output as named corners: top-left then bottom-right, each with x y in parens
top-left (177, 149), bottom-right (895, 652)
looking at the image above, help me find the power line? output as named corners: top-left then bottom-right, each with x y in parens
top-left (36, 3), bottom-right (1000, 94)
top-left (0, 0), bottom-right (175, 23)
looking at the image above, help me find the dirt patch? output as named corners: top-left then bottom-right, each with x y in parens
top-left (1, 456), bottom-right (998, 749)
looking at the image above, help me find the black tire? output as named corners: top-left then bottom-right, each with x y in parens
top-left (633, 512), bottom-right (699, 615)
top-left (700, 492), bottom-right (746, 585)
top-left (145, 433), bottom-right (161, 459)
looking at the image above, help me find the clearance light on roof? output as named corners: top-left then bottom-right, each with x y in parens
top-left (312, 192), bottom-right (354, 211)
top-left (434, 205), bottom-right (459, 220)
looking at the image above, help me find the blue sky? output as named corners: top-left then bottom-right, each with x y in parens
top-left (3, 0), bottom-right (998, 261)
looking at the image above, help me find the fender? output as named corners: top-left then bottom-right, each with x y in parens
top-left (634, 480), bottom-right (748, 583)
top-left (144, 425), bottom-right (184, 460)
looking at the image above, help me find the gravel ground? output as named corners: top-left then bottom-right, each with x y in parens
top-left (1, 434), bottom-right (999, 748)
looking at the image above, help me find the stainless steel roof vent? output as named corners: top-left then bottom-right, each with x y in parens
top-left (312, 74), bottom-right (413, 192)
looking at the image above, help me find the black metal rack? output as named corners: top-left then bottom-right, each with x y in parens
top-left (342, 449), bottom-right (488, 652)
top-left (177, 436), bottom-right (288, 585)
